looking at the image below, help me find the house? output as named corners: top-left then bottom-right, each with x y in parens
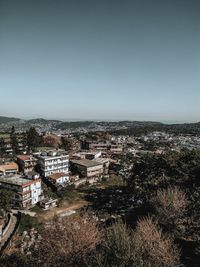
top-left (70, 159), bottom-right (104, 178)
top-left (0, 174), bottom-right (43, 209)
top-left (0, 162), bottom-right (18, 176)
top-left (17, 155), bottom-right (37, 174)
top-left (34, 149), bottom-right (69, 177)
top-left (48, 172), bottom-right (70, 188)
top-left (40, 198), bottom-right (58, 210)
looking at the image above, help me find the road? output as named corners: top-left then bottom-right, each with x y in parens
top-left (0, 214), bottom-right (17, 250)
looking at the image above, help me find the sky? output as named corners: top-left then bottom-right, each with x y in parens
top-left (0, 0), bottom-right (200, 122)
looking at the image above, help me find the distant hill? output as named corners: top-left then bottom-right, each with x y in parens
top-left (0, 116), bottom-right (20, 123)
top-left (0, 116), bottom-right (200, 134)
top-left (26, 118), bottom-right (62, 125)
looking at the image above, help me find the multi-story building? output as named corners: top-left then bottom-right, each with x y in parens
top-left (0, 174), bottom-right (42, 209)
top-left (17, 155), bottom-right (37, 174)
top-left (70, 159), bottom-right (104, 178)
top-left (34, 149), bottom-right (69, 177)
top-left (0, 162), bottom-right (18, 176)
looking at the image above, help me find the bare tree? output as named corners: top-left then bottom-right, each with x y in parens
top-left (31, 214), bottom-right (101, 267)
top-left (132, 217), bottom-right (180, 267)
top-left (152, 187), bottom-right (188, 234)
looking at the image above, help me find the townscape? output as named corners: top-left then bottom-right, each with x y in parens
top-left (0, 116), bottom-right (200, 266)
top-left (1, 0), bottom-right (200, 266)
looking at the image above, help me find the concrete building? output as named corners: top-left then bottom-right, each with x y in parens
top-left (17, 155), bottom-right (37, 174)
top-left (95, 158), bottom-right (110, 175)
top-left (48, 172), bottom-right (70, 188)
top-left (0, 174), bottom-right (42, 209)
top-left (70, 159), bottom-right (104, 178)
top-left (34, 149), bottom-right (69, 177)
top-left (72, 151), bottom-right (102, 160)
top-left (0, 162), bottom-right (18, 176)
top-left (40, 198), bottom-right (58, 210)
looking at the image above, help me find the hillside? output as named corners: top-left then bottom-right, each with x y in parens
top-left (0, 116), bottom-right (21, 123)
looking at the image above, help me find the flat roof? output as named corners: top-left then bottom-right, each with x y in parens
top-left (48, 172), bottom-right (68, 179)
top-left (17, 155), bottom-right (36, 161)
top-left (0, 174), bottom-right (33, 186)
top-left (70, 159), bottom-right (103, 168)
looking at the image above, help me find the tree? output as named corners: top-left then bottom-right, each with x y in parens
top-left (152, 187), bottom-right (188, 235)
top-left (91, 222), bottom-right (134, 267)
top-left (31, 214), bottom-right (101, 267)
top-left (0, 137), bottom-right (6, 157)
top-left (27, 127), bottom-right (41, 151)
top-left (43, 135), bottom-right (60, 148)
top-left (0, 189), bottom-right (15, 211)
top-left (10, 126), bottom-right (19, 155)
top-left (132, 217), bottom-right (180, 267)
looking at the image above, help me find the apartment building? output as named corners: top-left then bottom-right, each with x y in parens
top-left (0, 162), bottom-right (18, 176)
top-left (70, 159), bottom-right (104, 178)
top-left (0, 174), bottom-right (42, 209)
top-left (17, 155), bottom-right (37, 174)
top-left (34, 149), bottom-right (69, 177)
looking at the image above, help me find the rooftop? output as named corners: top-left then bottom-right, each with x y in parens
top-left (48, 172), bottom-right (68, 179)
top-left (0, 174), bottom-right (34, 186)
top-left (34, 149), bottom-right (68, 159)
top-left (0, 162), bottom-right (18, 172)
top-left (17, 155), bottom-right (37, 161)
top-left (70, 159), bottom-right (103, 168)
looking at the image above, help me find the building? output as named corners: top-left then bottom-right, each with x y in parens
top-left (95, 158), bottom-right (110, 175)
top-left (47, 172), bottom-right (70, 188)
top-left (70, 159), bottom-right (104, 178)
top-left (17, 155), bottom-right (37, 174)
top-left (72, 151), bottom-right (102, 160)
top-left (0, 162), bottom-right (18, 176)
top-left (34, 149), bottom-right (69, 177)
top-left (0, 174), bottom-right (42, 209)
top-left (81, 140), bottom-right (111, 151)
top-left (40, 198), bottom-right (58, 210)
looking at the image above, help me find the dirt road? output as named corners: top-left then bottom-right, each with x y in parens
top-left (37, 200), bottom-right (88, 222)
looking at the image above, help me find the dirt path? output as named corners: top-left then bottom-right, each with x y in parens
top-left (37, 200), bottom-right (88, 222)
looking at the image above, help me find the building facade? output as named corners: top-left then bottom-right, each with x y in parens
top-left (70, 159), bottom-right (104, 178)
top-left (34, 149), bottom-right (69, 177)
top-left (17, 155), bottom-right (37, 174)
top-left (0, 174), bottom-right (42, 209)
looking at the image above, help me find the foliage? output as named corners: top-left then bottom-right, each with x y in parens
top-left (27, 127), bottom-right (42, 151)
top-left (10, 126), bottom-right (19, 155)
top-left (43, 134), bottom-right (61, 148)
top-left (152, 187), bottom-right (188, 235)
top-left (132, 217), bottom-right (180, 267)
top-left (31, 214), bottom-right (101, 267)
top-left (0, 188), bottom-right (15, 211)
top-left (18, 214), bottom-right (43, 234)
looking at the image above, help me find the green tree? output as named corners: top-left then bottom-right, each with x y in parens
top-left (27, 127), bottom-right (41, 151)
top-left (0, 188), bottom-right (15, 211)
top-left (0, 137), bottom-right (6, 157)
top-left (10, 126), bottom-right (19, 155)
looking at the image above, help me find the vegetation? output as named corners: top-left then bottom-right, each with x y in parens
top-left (0, 188), bottom-right (15, 211)
top-left (18, 214), bottom-right (43, 234)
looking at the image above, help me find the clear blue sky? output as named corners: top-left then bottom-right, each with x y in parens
top-left (0, 0), bottom-right (200, 122)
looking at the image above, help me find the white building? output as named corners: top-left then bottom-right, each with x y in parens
top-left (34, 149), bottom-right (69, 177)
top-left (48, 172), bottom-right (70, 188)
